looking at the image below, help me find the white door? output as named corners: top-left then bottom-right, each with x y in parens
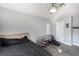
top-left (56, 20), bottom-right (64, 43)
top-left (73, 29), bottom-right (79, 46)
top-left (73, 16), bottom-right (79, 46)
top-left (64, 17), bottom-right (72, 45)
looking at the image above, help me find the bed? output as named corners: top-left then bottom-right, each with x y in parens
top-left (0, 32), bottom-right (52, 56)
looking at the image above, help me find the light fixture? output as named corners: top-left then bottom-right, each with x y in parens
top-left (49, 3), bottom-right (65, 14)
top-left (49, 7), bottom-right (57, 14)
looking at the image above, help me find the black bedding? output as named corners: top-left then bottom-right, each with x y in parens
top-left (0, 36), bottom-right (52, 56)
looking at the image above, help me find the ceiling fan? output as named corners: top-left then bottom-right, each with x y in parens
top-left (49, 3), bottom-right (65, 14)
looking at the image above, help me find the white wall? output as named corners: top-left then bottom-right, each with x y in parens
top-left (64, 17), bottom-right (72, 45)
top-left (0, 3), bottom-right (51, 19)
top-left (0, 7), bottom-right (53, 43)
top-left (56, 17), bottom-right (72, 45)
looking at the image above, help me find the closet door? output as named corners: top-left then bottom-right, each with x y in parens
top-left (73, 29), bottom-right (79, 46)
top-left (56, 20), bottom-right (64, 43)
top-left (73, 16), bottom-right (79, 46)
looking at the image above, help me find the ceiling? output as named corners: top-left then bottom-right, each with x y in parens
top-left (0, 3), bottom-right (67, 20)
top-left (52, 3), bottom-right (79, 20)
top-left (0, 3), bottom-right (51, 19)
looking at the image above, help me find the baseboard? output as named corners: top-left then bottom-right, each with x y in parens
top-left (63, 42), bottom-right (72, 46)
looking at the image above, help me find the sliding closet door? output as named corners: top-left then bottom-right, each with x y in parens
top-left (73, 16), bottom-right (79, 46)
top-left (56, 20), bottom-right (64, 43)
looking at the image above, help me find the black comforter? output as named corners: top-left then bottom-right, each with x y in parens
top-left (0, 37), bottom-right (52, 56)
